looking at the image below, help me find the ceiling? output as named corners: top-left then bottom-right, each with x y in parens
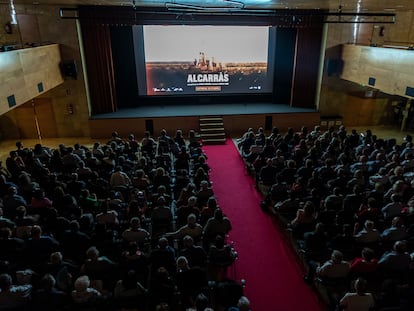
top-left (6, 0), bottom-right (414, 13)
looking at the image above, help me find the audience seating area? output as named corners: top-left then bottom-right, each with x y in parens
top-left (238, 125), bottom-right (414, 311)
top-left (0, 130), bottom-right (242, 311)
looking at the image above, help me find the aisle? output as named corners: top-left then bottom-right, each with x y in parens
top-left (203, 139), bottom-right (322, 311)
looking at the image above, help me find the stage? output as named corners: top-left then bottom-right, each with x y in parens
top-left (88, 103), bottom-right (320, 138)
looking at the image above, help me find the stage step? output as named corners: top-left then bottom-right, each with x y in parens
top-left (199, 116), bottom-right (226, 145)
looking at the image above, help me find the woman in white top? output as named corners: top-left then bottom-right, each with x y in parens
top-left (339, 277), bottom-right (375, 311)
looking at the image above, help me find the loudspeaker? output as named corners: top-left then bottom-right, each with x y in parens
top-left (145, 119), bottom-right (154, 135)
top-left (265, 115), bottom-right (272, 131)
top-left (61, 60), bottom-right (77, 79)
top-left (326, 59), bottom-right (343, 77)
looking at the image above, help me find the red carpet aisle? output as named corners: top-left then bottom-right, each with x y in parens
top-left (203, 139), bottom-right (322, 311)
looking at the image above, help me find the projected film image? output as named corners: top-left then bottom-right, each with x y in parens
top-left (141, 25), bottom-right (273, 96)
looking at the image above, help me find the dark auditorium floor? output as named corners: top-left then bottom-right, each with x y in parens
top-left (1, 125), bottom-right (413, 163)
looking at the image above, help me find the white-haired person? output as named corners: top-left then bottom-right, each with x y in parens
top-left (0, 273), bottom-right (32, 309)
top-left (228, 296), bottom-right (251, 311)
top-left (71, 275), bottom-right (102, 304)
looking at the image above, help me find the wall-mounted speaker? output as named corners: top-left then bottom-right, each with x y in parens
top-left (61, 60), bottom-right (78, 79)
top-left (145, 119), bottom-right (154, 135)
top-left (265, 115), bottom-right (273, 131)
top-left (326, 58), bottom-right (343, 77)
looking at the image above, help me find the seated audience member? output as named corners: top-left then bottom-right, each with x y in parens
top-left (290, 201), bottom-right (316, 238)
top-left (0, 273), bottom-right (32, 309)
top-left (203, 208), bottom-right (232, 249)
top-left (60, 220), bottom-right (91, 263)
top-left (175, 256), bottom-right (207, 308)
top-left (152, 167), bottom-right (171, 193)
top-left (354, 220), bottom-right (381, 245)
top-left (303, 222), bottom-right (329, 261)
top-left (0, 227), bottom-right (24, 266)
top-left (200, 196), bottom-right (219, 226)
top-left (113, 269), bottom-right (147, 304)
top-left (2, 186), bottom-right (27, 219)
top-left (165, 213), bottom-right (203, 242)
top-left (45, 252), bottom-right (78, 292)
top-left (0, 207), bottom-right (15, 230)
top-left (25, 225), bottom-right (59, 270)
top-left (14, 205), bottom-right (37, 239)
top-left (81, 246), bottom-right (117, 290)
top-left (151, 196), bottom-right (173, 236)
top-left (381, 216), bottom-right (407, 244)
top-left (157, 129), bottom-right (171, 154)
top-left (378, 241), bottom-right (411, 277)
top-left (148, 267), bottom-right (176, 310)
top-left (207, 235), bottom-right (236, 281)
top-left (328, 224), bottom-right (356, 260)
top-left (177, 182), bottom-right (197, 208)
top-left (151, 185), bottom-right (172, 207)
top-left (193, 167), bottom-right (209, 190)
top-left (381, 194), bottom-right (404, 220)
top-left (316, 250), bottom-right (350, 280)
top-left (176, 196), bottom-right (200, 228)
top-left (95, 200), bottom-right (120, 228)
top-left (228, 296), bottom-right (251, 311)
top-left (125, 196), bottom-right (147, 222)
top-left (179, 235), bottom-right (207, 268)
top-left (339, 277), bottom-right (375, 311)
top-left (188, 129), bottom-right (201, 150)
top-left (110, 165), bottom-right (131, 188)
top-left (196, 180), bottom-right (214, 207)
top-left (32, 273), bottom-right (69, 311)
top-left (141, 131), bottom-right (156, 157)
top-left (350, 248), bottom-right (378, 278)
top-left (122, 217), bottom-right (150, 245)
top-left (71, 275), bottom-right (102, 304)
top-left (150, 237), bottom-right (176, 275)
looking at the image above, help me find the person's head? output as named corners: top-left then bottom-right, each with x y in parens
top-left (0, 227), bottom-right (12, 239)
top-left (183, 235), bottom-right (194, 248)
top-left (391, 216), bottom-right (403, 228)
top-left (195, 293), bottom-right (209, 311)
top-left (364, 220), bottom-right (375, 231)
top-left (69, 220), bottom-right (80, 232)
top-left (158, 237), bottom-right (169, 249)
top-left (200, 180), bottom-right (209, 189)
top-left (31, 225), bottom-right (42, 238)
top-left (50, 251), bottom-right (63, 265)
top-left (207, 196), bottom-right (218, 210)
top-left (188, 196), bottom-right (197, 207)
top-left (86, 246), bottom-right (100, 260)
top-left (237, 296), bottom-right (251, 311)
top-left (393, 240), bottom-right (407, 254)
top-left (331, 250), bottom-right (344, 263)
top-left (130, 217), bottom-right (141, 230)
top-left (187, 213), bottom-right (197, 227)
top-left (214, 208), bottom-right (224, 221)
top-left (122, 270), bottom-right (138, 289)
top-left (39, 274), bottom-right (56, 291)
top-left (156, 195), bottom-right (166, 206)
top-left (74, 275), bottom-right (91, 292)
top-left (176, 256), bottom-right (189, 271)
top-left (303, 201), bottom-right (314, 214)
top-left (354, 277), bottom-right (368, 295)
top-left (361, 248), bottom-right (375, 261)
top-left (16, 205), bottom-right (27, 218)
top-left (0, 273), bottom-right (12, 291)
top-left (214, 235), bottom-right (225, 249)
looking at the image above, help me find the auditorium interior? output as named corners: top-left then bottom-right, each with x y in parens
top-left (1, 0), bottom-right (414, 310)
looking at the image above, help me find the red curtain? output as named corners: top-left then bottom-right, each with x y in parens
top-left (79, 15), bottom-right (117, 114)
